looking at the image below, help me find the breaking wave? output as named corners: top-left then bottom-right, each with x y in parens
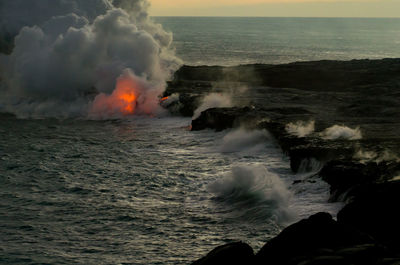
top-left (285, 120), bottom-right (315, 137)
top-left (208, 165), bottom-right (293, 223)
top-left (320, 125), bottom-right (362, 140)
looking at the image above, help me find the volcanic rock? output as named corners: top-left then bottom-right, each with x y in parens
top-left (170, 59), bottom-right (400, 92)
top-left (319, 160), bottom-right (400, 201)
top-left (191, 242), bottom-right (255, 265)
top-left (337, 181), bottom-right (400, 250)
top-left (255, 212), bottom-right (375, 265)
top-left (191, 107), bottom-right (253, 131)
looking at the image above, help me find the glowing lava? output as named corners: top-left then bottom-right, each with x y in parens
top-left (90, 69), bottom-right (165, 118)
top-left (91, 71), bottom-right (140, 117)
top-left (119, 92), bottom-right (136, 114)
top-left (160, 96), bottom-right (169, 102)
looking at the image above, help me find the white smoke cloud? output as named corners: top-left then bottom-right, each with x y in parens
top-left (285, 120), bottom-right (315, 137)
top-left (320, 125), bottom-right (362, 140)
top-left (192, 93), bottom-right (233, 120)
top-left (0, 0), bottom-right (112, 34)
top-left (0, 0), bottom-right (181, 118)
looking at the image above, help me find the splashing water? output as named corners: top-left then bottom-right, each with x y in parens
top-left (285, 120), bottom-right (315, 138)
top-left (320, 125), bottom-right (362, 140)
top-left (208, 165), bottom-right (294, 224)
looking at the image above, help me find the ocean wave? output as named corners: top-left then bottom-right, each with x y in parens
top-left (208, 165), bottom-right (294, 224)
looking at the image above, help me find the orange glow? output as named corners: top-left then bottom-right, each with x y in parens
top-left (123, 102), bottom-right (134, 113)
top-left (91, 73), bottom-right (140, 117)
top-left (160, 96), bottom-right (169, 102)
top-left (113, 80), bottom-right (138, 115)
top-left (120, 93), bottom-right (136, 103)
top-left (119, 92), bottom-right (137, 114)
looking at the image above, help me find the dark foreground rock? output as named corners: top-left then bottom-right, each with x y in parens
top-left (191, 213), bottom-right (400, 265)
top-left (338, 181), bottom-right (400, 251)
top-left (256, 212), bottom-right (379, 265)
top-left (191, 242), bottom-right (254, 265)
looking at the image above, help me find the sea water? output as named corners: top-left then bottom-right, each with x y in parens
top-left (156, 17), bottom-right (400, 66)
top-left (0, 115), bottom-right (339, 264)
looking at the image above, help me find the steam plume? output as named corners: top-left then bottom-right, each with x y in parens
top-left (219, 128), bottom-right (270, 153)
top-left (0, 0), bottom-right (181, 118)
top-left (192, 93), bottom-right (233, 120)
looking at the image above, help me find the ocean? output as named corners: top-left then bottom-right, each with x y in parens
top-left (2, 17), bottom-right (399, 264)
top-left (156, 17), bottom-right (400, 66)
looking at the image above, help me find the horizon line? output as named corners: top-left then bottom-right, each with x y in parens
top-left (151, 15), bottom-right (400, 19)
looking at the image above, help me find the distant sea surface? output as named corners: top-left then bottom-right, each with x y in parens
top-left (155, 17), bottom-right (400, 66)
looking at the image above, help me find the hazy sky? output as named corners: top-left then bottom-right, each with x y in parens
top-left (149, 0), bottom-right (400, 17)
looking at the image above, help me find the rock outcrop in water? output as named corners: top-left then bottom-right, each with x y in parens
top-left (165, 59), bottom-right (400, 264)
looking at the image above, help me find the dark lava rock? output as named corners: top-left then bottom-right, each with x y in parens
top-left (255, 212), bottom-right (374, 265)
top-left (191, 107), bottom-right (253, 131)
top-left (338, 180), bottom-right (400, 250)
top-left (171, 59), bottom-right (400, 92)
top-left (287, 141), bottom-right (355, 173)
top-left (177, 94), bottom-right (202, 117)
top-left (191, 213), bottom-right (398, 265)
top-left (320, 160), bottom-right (400, 201)
top-left (191, 242), bottom-right (255, 265)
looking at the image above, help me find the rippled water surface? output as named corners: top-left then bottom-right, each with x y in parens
top-left (156, 17), bottom-right (400, 66)
top-left (0, 115), bottom-right (341, 264)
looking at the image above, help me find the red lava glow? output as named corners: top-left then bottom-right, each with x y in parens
top-left (91, 74), bottom-right (139, 116)
top-left (119, 91), bottom-right (136, 114)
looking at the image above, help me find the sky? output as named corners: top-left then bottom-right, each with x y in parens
top-left (149, 0), bottom-right (400, 17)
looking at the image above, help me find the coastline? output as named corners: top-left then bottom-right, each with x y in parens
top-left (164, 58), bottom-right (400, 264)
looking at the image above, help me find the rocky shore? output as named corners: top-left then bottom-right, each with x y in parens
top-left (164, 59), bottom-right (400, 264)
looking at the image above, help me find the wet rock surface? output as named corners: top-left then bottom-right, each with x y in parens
top-left (166, 59), bottom-right (400, 264)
